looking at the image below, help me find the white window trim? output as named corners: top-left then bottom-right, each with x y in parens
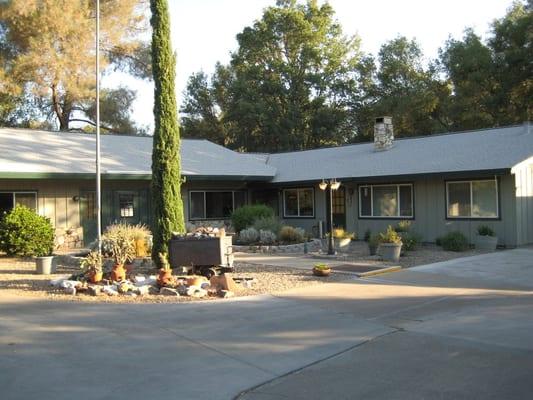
top-left (118, 193), bottom-right (135, 218)
top-left (189, 190), bottom-right (246, 221)
top-left (282, 188), bottom-right (315, 218)
top-left (0, 191), bottom-right (38, 211)
top-left (358, 184), bottom-right (414, 218)
top-left (446, 179), bottom-right (499, 219)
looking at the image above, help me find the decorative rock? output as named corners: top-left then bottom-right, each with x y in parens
top-left (220, 290), bottom-right (234, 298)
top-left (132, 276), bottom-right (146, 283)
top-left (186, 285), bottom-right (201, 296)
top-left (189, 288), bottom-right (207, 298)
top-left (242, 279), bottom-right (257, 289)
top-left (200, 282), bottom-right (211, 289)
top-left (135, 286), bottom-right (150, 296)
top-left (160, 287), bottom-right (180, 296)
top-left (125, 292), bottom-right (137, 298)
top-left (148, 286), bottom-right (161, 295)
top-left (88, 286), bottom-right (102, 296)
top-left (176, 284), bottom-right (188, 295)
top-left (60, 280), bottom-right (81, 290)
top-left (64, 287), bottom-right (76, 295)
top-left (103, 286), bottom-right (119, 296)
top-left (118, 282), bottom-right (134, 294)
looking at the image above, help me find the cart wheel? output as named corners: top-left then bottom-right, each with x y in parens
top-left (201, 268), bottom-right (217, 279)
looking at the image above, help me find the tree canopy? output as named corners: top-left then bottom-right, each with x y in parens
top-left (182, 0), bottom-right (532, 151)
top-left (0, 0), bottom-right (151, 133)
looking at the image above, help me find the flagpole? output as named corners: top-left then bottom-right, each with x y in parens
top-left (96, 0), bottom-right (102, 253)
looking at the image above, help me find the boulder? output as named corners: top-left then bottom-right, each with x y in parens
top-left (103, 286), bottom-right (119, 296)
top-left (64, 287), bottom-right (76, 295)
top-left (135, 285), bottom-right (150, 296)
top-left (189, 288), bottom-right (207, 298)
top-left (160, 287), bottom-right (180, 296)
top-left (220, 290), bottom-right (234, 298)
top-left (88, 286), bottom-right (102, 297)
top-left (210, 274), bottom-right (238, 292)
top-left (148, 286), bottom-right (161, 295)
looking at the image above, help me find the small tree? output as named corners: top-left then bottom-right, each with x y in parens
top-left (150, 0), bottom-right (185, 267)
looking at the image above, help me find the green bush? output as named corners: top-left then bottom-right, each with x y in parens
top-left (399, 231), bottom-right (423, 251)
top-left (477, 225), bottom-right (495, 237)
top-left (395, 220), bottom-right (412, 233)
top-left (253, 216), bottom-right (282, 235)
top-left (239, 227), bottom-right (259, 244)
top-left (0, 205), bottom-right (54, 257)
top-left (438, 231), bottom-right (469, 252)
top-left (279, 226), bottom-right (305, 243)
top-left (378, 226), bottom-right (402, 244)
top-left (231, 204), bottom-right (274, 233)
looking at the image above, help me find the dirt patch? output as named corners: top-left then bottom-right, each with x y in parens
top-left (0, 256), bottom-right (352, 303)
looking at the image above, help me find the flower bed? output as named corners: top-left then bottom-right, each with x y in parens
top-left (233, 238), bottom-right (322, 254)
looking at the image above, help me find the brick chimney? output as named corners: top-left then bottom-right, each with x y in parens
top-left (374, 116), bottom-right (394, 151)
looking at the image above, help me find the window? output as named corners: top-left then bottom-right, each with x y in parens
top-left (119, 194), bottom-right (135, 218)
top-left (0, 192), bottom-right (37, 215)
top-left (283, 188), bottom-right (314, 217)
top-left (359, 184), bottom-right (413, 218)
top-left (446, 179), bottom-right (498, 219)
top-left (189, 191), bottom-right (246, 220)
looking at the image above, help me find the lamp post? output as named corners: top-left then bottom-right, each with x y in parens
top-left (95, 0), bottom-right (102, 254)
top-left (319, 178), bottom-right (341, 255)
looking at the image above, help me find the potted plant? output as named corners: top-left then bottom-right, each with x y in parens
top-left (378, 226), bottom-right (403, 262)
top-left (105, 224), bottom-right (135, 282)
top-left (332, 228), bottom-right (355, 250)
top-left (313, 263), bottom-right (331, 277)
top-left (157, 252), bottom-right (174, 287)
top-left (368, 234), bottom-right (380, 256)
top-left (475, 225), bottom-right (498, 251)
top-left (81, 251), bottom-right (103, 283)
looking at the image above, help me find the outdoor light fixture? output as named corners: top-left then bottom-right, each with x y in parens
top-left (319, 178), bottom-right (342, 255)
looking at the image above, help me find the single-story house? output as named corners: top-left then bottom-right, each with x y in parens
top-left (1, 118), bottom-right (532, 248)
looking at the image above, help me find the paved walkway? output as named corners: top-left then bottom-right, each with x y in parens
top-left (1, 249), bottom-right (532, 400)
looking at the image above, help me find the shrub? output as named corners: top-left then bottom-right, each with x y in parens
top-left (103, 223), bottom-right (136, 265)
top-left (477, 225), bottom-right (495, 237)
top-left (0, 205), bottom-right (54, 257)
top-left (378, 226), bottom-right (402, 244)
top-left (399, 231), bottom-right (423, 251)
top-left (438, 231), bottom-right (469, 252)
top-left (364, 229), bottom-right (371, 242)
top-left (253, 216), bottom-right (282, 235)
top-left (231, 204), bottom-right (274, 232)
top-left (279, 226), bottom-right (305, 243)
top-left (80, 251), bottom-right (103, 274)
top-left (332, 228), bottom-right (356, 240)
top-left (239, 227), bottom-right (259, 244)
top-left (259, 229), bottom-right (277, 244)
top-left (395, 220), bottom-right (412, 233)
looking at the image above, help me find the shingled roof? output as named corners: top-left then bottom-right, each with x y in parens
top-left (1, 123), bottom-right (532, 183)
top-left (0, 128), bottom-right (275, 181)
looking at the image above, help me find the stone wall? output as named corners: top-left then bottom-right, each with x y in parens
top-left (55, 227), bottom-right (84, 250)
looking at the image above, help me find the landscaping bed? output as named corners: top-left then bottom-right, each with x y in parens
top-left (319, 241), bottom-right (493, 268)
top-left (0, 257), bottom-right (350, 303)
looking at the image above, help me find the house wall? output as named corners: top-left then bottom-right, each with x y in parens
top-left (272, 173), bottom-right (519, 247)
top-left (0, 179), bottom-right (151, 248)
top-left (514, 163), bottom-right (533, 245)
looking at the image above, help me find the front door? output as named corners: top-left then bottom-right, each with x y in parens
top-left (332, 186), bottom-right (346, 229)
top-left (80, 191), bottom-right (97, 245)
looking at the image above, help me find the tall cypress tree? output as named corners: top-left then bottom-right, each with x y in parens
top-left (150, 0), bottom-right (185, 266)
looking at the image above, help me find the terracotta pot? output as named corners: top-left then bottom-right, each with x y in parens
top-left (125, 262), bottom-right (135, 276)
top-left (89, 271), bottom-right (103, 284)
top-left (186, 276), bottom-right (205, 287)
top-left (111, 264), bottom-right (126, 282)
top-left (313, 267), bottom-right (331, 277)
top-left (157, 268), bottom-right (174, 286)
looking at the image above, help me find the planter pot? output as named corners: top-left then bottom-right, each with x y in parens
top-left (89, 271), bottom-right (103, 283)
top-left (368, 243), bottom-right (378, 256)
top-left (157, 268), bottom-right (174, 287)
top-left (313, 267), bottom-right (331, 277)
top-left (35, 256), bottom-right (55, 274)
top-left (379, 243), bottom-right (402, 262)
top-left (335, 237), bottom-right (352, 250)
top-left (111, 264), bottom-right (126, 282)
top-left (475, 235), bottom-right (498, 251)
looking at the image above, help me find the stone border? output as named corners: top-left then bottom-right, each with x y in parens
top-left (233, 238), bottom-right (322, 254)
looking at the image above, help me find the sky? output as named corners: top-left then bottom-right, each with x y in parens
top-left (107, 0), bottom-right (516, 131)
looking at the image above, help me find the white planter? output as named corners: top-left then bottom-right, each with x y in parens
top-left (335, 237), bottom-right (352, 250)
top-left (379, 243), bottom-right (402, 262)
top-left (35, 256), bottom-right (55, 274)
top-left (475, 235), bottom-right (498, 251)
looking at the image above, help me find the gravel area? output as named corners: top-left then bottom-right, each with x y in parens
top-left (327, 241), bottom-right (494, 268)
top-left (0, 257), bottom-right (351, 303)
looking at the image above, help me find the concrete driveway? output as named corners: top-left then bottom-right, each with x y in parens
top-left (1, 249), bottom-right (532, 400)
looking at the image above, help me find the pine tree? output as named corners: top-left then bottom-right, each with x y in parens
top-left (150, 0), bottom-right (185, 267)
